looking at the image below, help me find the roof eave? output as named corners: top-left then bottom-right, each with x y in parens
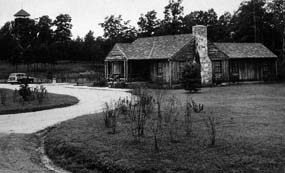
top-left (228, 56), bottom-right (278, 59)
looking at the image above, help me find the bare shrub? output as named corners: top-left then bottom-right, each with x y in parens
top-left (127, 88), bottom-right (154, 141)
top-left (0, 89), bottom-right (7, 105)
top-left (184, 97), bottom-right (193, 136)
top-left (147, 89), bottom-right (167, 150)
top-left (116, 97), bottom-right (128, 115)
top-left (203, 112), bottom-right (217, 146)
top-left (13, 89), bottom-right (18, 103)
top-left (191, 100), bottom-right (203, 113)
top-left (33, 85), bottom-right (48, 104)
top-left (184, 98), bottom-right (204, 136)
top-left (103, 101), bottom-right (119, 134)
top-left (150, 116), bottom-right (160, 151)
top-left (164, 96), bottom-right (181, 142)
top-left (152, 89), bottom-right (165, 130)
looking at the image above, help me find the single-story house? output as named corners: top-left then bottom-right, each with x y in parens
top-left (105, 25), bottom-right (278, 86)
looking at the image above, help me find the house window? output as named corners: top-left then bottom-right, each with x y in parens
top-left (231, 62), bottom-right (238, 73)
top-left (157, 63), bottom-right (163, 76)
top-left (178, 62), bottom-right (185, 79)
top-left (213, 61), bottom-right (222, 73)
top-left (263, 63), bottom-right (269, 72)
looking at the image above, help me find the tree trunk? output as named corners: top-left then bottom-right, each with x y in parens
top-left (281, 0), bottom-right (285, 62)
top-left (281, 26), bottom-right (285, 62)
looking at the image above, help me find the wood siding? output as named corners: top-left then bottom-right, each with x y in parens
top-left (150, 61), bottom-right (169, 83)
top-left (229, 59), bottom-right (276, 81)
top-left (149, 60), bottom-right (186, 84)
top-left (212, 60), bottom-right (229, 83)
top-left (212, 59), bottom-right (276, 82)
top-left (171, 61), bottom-right (185, 83)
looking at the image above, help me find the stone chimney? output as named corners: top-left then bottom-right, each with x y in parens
top-left (193, 25), bottom-right (212, 85)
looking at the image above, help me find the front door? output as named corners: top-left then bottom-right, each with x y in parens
top-left (112, 62), bottom-right (124, 77)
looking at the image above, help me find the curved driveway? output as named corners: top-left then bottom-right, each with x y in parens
top-left (0, 84), bottom-right (131, 134)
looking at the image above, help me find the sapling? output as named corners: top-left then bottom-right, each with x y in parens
top-left (203, 112), bottom-right (217, 146)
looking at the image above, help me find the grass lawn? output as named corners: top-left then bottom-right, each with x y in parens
top-left (0, 88), bottom-right (79, 115)
top-left (44, 83), bottom-right (285, 172)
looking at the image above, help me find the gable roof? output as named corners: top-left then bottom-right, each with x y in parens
top-left (106, 34), bottom-right (195, 61)
top-left (208, 42), bottom-right (228, 60)
top-left (106, 43), bottom-right (131, 60)
top-left (14, 9), bottom-right (30, 17)
top-left (213, 43), bottom-right (277, 59)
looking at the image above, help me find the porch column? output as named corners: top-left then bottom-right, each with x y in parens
top-left (169, 60), bottom-right (172, 87)
top-left (105, 61), bottom-right (108, 79)
top-left (125, 60), bottom-right (128, 81)
top-left (275, 60), bottom-right (278, 78)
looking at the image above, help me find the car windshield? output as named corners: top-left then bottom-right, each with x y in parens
top-left (16, 74), bottom-right (26, 77)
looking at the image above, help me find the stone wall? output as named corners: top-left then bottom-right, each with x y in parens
top-left (192, 25), bottom-right (213, 85)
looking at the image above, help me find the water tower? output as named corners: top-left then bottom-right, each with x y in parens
top-left (14, 9), bottom-right (30, 18)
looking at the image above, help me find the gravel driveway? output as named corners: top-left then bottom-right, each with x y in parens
top-left (0, 83), bottom-right (130, 134)
top-left (0, 83), bottom-right (130, 172)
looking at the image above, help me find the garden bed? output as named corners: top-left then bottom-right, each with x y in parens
top-left (0, 88), bottom-right (79, 115)
top-left (44, 84), bottom-right (285, 172)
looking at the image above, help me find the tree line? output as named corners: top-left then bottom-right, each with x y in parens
top-left (0, 0), bottom-right (284, 66)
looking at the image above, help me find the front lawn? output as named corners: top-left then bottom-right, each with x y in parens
top-left (44, 84), bottom-right (285, 172)
top-left (0, 88), bottom-right (79, 115)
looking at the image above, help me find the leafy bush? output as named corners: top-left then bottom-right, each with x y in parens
top-left (182, 62), bottom-right (201, 93)
top-left (0, 89), bottom-right (7, 105)
top-left (93, 79), bottom-right (107, 87)
top-left (109, 81), bottom-right (127, 88)
top-left (18, 83), bottom-right (32, 102)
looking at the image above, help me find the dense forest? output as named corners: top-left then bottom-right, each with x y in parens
top-left (0, 0), bottom-right (284, 67)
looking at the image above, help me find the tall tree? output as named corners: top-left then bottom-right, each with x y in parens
top-left (84, 30), bottom-right (95, 45)
top-left (182, 9), bottom-right (218, 40)
top-left (83, 31), bottom-right (96, 61)
top-left (159, 0), bottom-right (184, 35)
top-left (137, 10), bottom-right (160, 37)
top-left (231, 0), bottom-right (267, 43)
top-left (37, 15), bottom-right (53, 44)
top-left (267, 0), bottom-right (285, 60)
top-left (52, 14), bottom-right (72, 60)
top-left (12, 17), bottom-right (37, 64)
top-left (99, 15), bottom-right (137, 43)
top-left (53, 14), bottom-right (72, 43)
top-left (0, 22), bottom-right (20, 63)
top-left (211, 11), bottom-right (232, 42)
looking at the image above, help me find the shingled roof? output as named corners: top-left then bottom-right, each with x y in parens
top-left (106, 43), bottom-right (131, 60)
top-left (213, 43), bottom-right (277, 59)
top-left (106, 34), bottom-right (195, 61)
top-left (14, 9), bottom-right (30, 17)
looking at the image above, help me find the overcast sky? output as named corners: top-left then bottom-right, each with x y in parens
top-left (0, 0), bottom-right (245, 38)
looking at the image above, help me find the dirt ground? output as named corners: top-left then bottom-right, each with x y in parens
top-left (0, 134), bottom-right (52, 173)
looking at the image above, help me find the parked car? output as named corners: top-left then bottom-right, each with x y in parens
top-left (7, 73), bottom-right (35, 84)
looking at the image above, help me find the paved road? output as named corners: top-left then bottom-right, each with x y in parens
top-left (0, 83), bottom-right (130, 134)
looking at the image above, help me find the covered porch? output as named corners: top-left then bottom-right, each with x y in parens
top-left (105, 59), bottom-right (173, 83)
top-left (105, 60), bottom-right (151, 82)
